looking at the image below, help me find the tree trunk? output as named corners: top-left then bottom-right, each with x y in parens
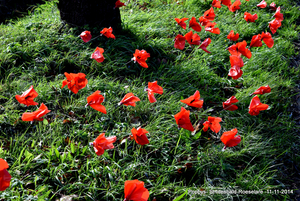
top-left (57, 0), bottom-right (122, 31)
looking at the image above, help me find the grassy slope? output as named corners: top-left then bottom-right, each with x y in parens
top-left (0, 0), bottom-right (299, 200)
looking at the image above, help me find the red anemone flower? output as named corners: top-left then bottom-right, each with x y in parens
top-left (269, 18), bottom-right (281, 34)
top-left (174, 107), bottom-right (194, 131)
top-left (131, 127), bottom-right (149, 145)
top-left (203, 116), bottom-right (222, 133)
top-left (174, 18), bottom-right (189, 29)
top-left (221, 0), bottom-right (231, 7)
top-left (228, 40), bottom-right (252, 59)
top-left (203, 7), bottom-right (215, 21)
top-left (184, 31), bottom-right (200, 46)
top-left (223, 96), bottom-right (239, 111)
top-left (0, 159), bottom-right (11, 191)
top-left (228, 55), bottom-right (244, 79)
top-left (199, 16), bottom-right (210, 26)
top-left (205, 22), bottom-right (220, 34)
top-left (198, 38), bottom-right (212, 53)
top-left (86, 90), bottom-right (106, 114)
top-left (115, 0), bottom-right (125, 8)
top-left (180, 90), bottom-right (203, 108)
top-left (21, 103), bottom-right (51, 122)
top-left (118, 93), bottom-right (140, 107)
top-left (79, 31), bottom-right (92, 43)
top-left (248, 95), bottom-right (269, 116)
top-left (227, 30), bottom-right (239, 41)
top-left (100, 27), bottom-right (116, 39)
top-left (146, 81), bottom-right (163, 103)
top-left (273, 7), bottom-right (284, 22)
top-left (244, 12), bottom-right (258, 23)
top-left (220, 128), bottom-right (241, 149)
top-left (212, 0), bottom-right (222, 8)
top-left (250, 34), bottom-right (262, 48)
top-left (124, 180), bottom-right (149, 201)
top-left (15, 85), bottom-right (38, 106)
top-left (229, 0), bottom-right (241, 12)
top-left (91, 47), bottom-right (105, 63)
top-left (174, 34), bottom-right (186, 50)
top-left (257, 0), bottom-right (267, 8)
top-left (61, 72), bottom-right (88, 94)
top-left (92, 133), bottom-right (116, 156)
top-left (252, 85), bottom-right (271, 95)
top-left (261, 32), bottom-right (274, 48)
top-left (132, 49), bottom-right (150, 68)
top-left (269, 2), bottom-right (276, 11)
top-left (189, 17), bottom-right (202, 32)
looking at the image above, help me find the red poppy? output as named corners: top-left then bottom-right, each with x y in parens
top-left (228, 55), bottom-right (244, 79)
top-left (15, 85), bottom-right (38, 106)
top-left (180, 90), bottom-right (203, 108)
top-left (124, 179), bottom-right (149, 201)
top-left (228, 40), bottom-right (252, 59)
top-left (0, 158), bottom-right (11, 191)
top-left (203, 116), bottom-right (222, 133)
top-left (132, 49), bottom-right (150, 68)
top-left (205, 22), bottom-right (220, 34)
top-left (184, 31), bottom-right (200, 46)
top-left (21, 103), bottom-right (51, 122)
top-left (189, 17), bottom-right (202, 32)
top-left (227, 30), bottom-right (239, 41)
top-left (269, 2), bottom-right (276, 11)
top-left (248, 95), bottom-right (269, 116)
top-left (174, 107), bottom-right (194, 131)
top-left (261, 32), bottom-right (274, 48)
top-left (118, 93), bottom-right (140, 107)
top-left (174, 34), bottom-right (186, 50)
top-left (203, 7), bottom-right (215, 21)
top-left (269, 18), bottom-right (281, 34)
top-left (91, 47), bottom-right (105, 63)
top-left (92, 133), bottom-right (116, 156)
top-left (115, 0), bottom-right (125, 8)
top-left (252, 85), bottom-right (271, 95)
top-left (79, 31), bottom-right (92, 43)
top-left (61, 72), bottom-right (88, 94)
top-left (199, 16), bottom-right (210, 26)
top-left (257, 0), bottom-right (267, 8)
top-left (273, 7), bottom-right (284, 22)
top-left (223, 96), bottom-right (239, 111)
top-left (250, 34), bottom-right (262, 48)
top-left (244, 12), bottom-right (258, 23)
top-left (221, 0), bottom-right (231, 7)
top-left (212, 0), bottom-right (222, 8)
top-left (174, 18), bottom-right (189, 29)
top-left (198, 38), bottom-right (212, 53)
top-left (131, 127), bottom-right (149, 145)
top-left (146, 81), bottom-right (163, 103)
top-left (86, 90), bottom-right (106, 114)
top-left (229, 0), bottom-right (241, 12)
top-left (100, 27), bottom-right (116, 39)
top-left (230, 55), bottom-right (244, 68)
top-left (220, 128), bottom-right (241, 149)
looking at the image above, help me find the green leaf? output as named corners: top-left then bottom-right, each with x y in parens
top-left (173, 189), bottom-right (188, 201)
top-left (43, 119), bottom-right (48, 125)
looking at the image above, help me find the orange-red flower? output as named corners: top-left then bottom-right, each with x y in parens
top-left (220, 128), bottom-right (241, 149)
top-left (229, 0), bottom-right (241, 12)
top-left (269, 18), bottom-right (281, 34)
top-left (252, 85), bottom-right (271, 95)
top-left (184, 31), bottom-right (200, 46)
top-left (15, 85), bottom-right (38, 106)
top-left (180, 90), bottom-right (203, 108)
top-left (273, 7), bottom-right (284, 22)
top-left (92, 133), bottom-right (116, 156)
top-left (198, 38), bottom-right (212, 53)
top-left (212, 0), bottom-right (222, 8)
top-left (223, 96), bottom-right (239, 111)
top-left (250, 34), bottom-right (262, 48)
top-left (115, 0), bottom-right (125, 8)
top-left (124, 180), bottom-right (149, 201)
top-left (228, 55), bottom-right (244, 79)
top-left (132, 49), bottom-right (150, 68)
top-left (146, 81), bottom-right (163, 103)
top-left (174, 107), bottom-right (194, 131)
top-left (203, 116), bottom-right (222, 133)
top-left (205, 22), bottom-right (220, 34)
top-left (228, 40), bottom-right (252, 59)
top-left (0, 158), bottom-right (11, 191)
top-left (86, 90), bottom-right (106, 114)
top-left (79, 31), bottom-right (92, 43)
top-left (221, 0), bottom-right (231, 7)
top-left (257, 0), bottom-right (267, 8)
top-left (227, 30), bottom-right (239, 41)
top-left (203, 7), bottom-right (215, 21)
top-left (199, 16), bottom-right (209, 26)
top-left (248, 95), bottom-right (269, 116)
top-left (119, 93), bottom-right (140, 107)
top-left (21, 103), bottom-right (51, 122)
top-left (174, 34), bottom-right (186, 50)
top-left (91, 47), bottom-right (105, 63)
top-left (131, 127), bottom-right (149, 145)
top-left (174, 18), bottom-right (189, 29)
top-left (244, 12), bottom-right (258, 23)
top-left (189, 17), bottom-right (202, 32)
top-left (269, 2), bottom-right (276, 11)
top-left (100, 27), bottom-right (116, 39)
top-left (261, 32), bottom-right (274, 48)
top-left (61, 72), bottom-right (88, 94)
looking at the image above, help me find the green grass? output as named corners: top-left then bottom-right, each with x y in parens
top-left (0, 0), bottom-right (299, 200)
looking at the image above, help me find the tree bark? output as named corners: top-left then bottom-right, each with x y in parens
top-left (57, 0), bottom-right (122, 31)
